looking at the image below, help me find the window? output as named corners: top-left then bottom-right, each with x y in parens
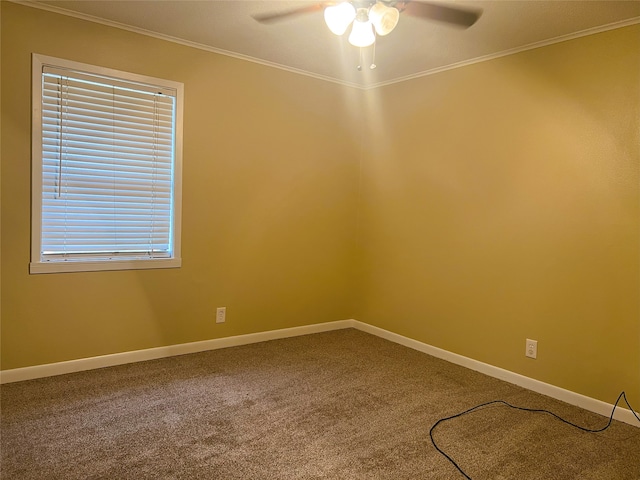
top-left (31, 54), bottom-right (183, 274)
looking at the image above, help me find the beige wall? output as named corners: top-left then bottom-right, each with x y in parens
top-left (356, 25), bottom-right (640, 404)
top-left (1, 2), bottom-right (361, 369)
top-left (2, 3), bottom-right (638, 406)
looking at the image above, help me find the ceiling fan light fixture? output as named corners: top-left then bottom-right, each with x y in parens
top-left (369, 2), bottom-right (399, 36)
top-left (324, 2), bottom-right (356, 35)
top-left (348, 16), bottom-right (375, 47)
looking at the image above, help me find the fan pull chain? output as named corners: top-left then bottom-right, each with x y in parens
top-left (356, 42), bottom-right (377, 71)
top-left (370, 38), bottom-right (377, 69)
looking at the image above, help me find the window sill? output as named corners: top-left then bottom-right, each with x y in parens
top-left (29, 258), bottom-right (182, 274)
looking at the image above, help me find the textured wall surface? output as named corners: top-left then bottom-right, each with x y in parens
top-left (1, 2), bottom-right (361, 369)
top-left (356, 26), bottom-right (640, 404)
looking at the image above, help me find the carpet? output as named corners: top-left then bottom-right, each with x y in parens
top-left (1, 329), bottom-right (638, 479)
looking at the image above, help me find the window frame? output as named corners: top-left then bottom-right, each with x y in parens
top-left (30, 54), bottom-right (184, 274)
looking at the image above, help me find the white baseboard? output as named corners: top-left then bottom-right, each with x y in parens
top-left (351, 320), bottom-right (639, 428)
top-left (0, 319), bottom-right (356, 384)
top-left (1, 318), bottom-right (637, 428)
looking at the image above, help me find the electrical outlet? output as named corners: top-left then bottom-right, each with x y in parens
top-left (526, 339), bottom-right (537, 359)
top-left (216, 307), bottom-right (226, 324)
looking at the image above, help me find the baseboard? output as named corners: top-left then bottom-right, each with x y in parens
top-left (0, 319), bottom-right (357, 384)
top-left (2, 318), bottom-right (637, 428)
top-left (351, 320), bottom-right (639, 428)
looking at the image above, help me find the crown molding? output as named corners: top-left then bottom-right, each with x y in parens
top-left (365, 16), bottom-right (640, 89)
top-left (9, 1), bottom-right (640, 91)
top-left (10, 0), bottom-right (364, 90)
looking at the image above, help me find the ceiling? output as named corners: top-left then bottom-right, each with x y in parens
top-left (26, 0), bottom-right (640, 88)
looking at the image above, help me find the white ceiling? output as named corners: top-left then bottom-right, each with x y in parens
top-left (27, 0), bottom-right (640, 88)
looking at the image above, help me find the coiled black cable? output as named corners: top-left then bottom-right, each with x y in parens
top-left (429, 391), bottom-right (640, 480)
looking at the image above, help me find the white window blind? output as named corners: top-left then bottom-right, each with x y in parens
top-left (36, 62), bottom-right (179, 268)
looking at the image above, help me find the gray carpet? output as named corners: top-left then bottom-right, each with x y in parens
top-left (1, 329), bottom-right (639, 479)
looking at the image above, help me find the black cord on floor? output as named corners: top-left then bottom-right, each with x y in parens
top-left (429, 391), bottom-right (640, 480)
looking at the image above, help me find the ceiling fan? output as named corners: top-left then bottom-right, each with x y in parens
top-left (253, 1), bottom-right (482, 52)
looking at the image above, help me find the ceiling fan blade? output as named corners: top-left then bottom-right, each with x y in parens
top-left (252, 4), bottom-right (325, 24)
top-left (402, 1), bottom-right (482, 28)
